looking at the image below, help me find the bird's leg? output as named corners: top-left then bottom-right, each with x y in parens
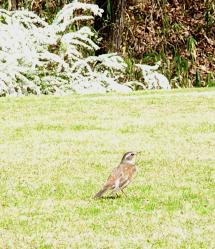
top-left (109, 188), bottom-right (120, 197)
top-left (121, 189), bottom-right (128, 197)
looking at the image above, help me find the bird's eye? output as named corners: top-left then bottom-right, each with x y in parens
top-left (130, 153), bottom-right (134, 156)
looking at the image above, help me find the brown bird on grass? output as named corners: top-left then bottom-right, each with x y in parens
top-left (94, 152), bottom-right (138, 198)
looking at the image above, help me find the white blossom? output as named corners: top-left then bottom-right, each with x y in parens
top-left (0, 1), bottom-right (169, 96)
top-left (136, 62), bottom-right (171, 90)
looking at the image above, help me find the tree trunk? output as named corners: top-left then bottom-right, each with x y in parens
top-left (95, 0), bottom-right (126, 53)
top-left (8, 0), bottom-right (18, 10)
top-left (111, 0), bottom-right (126, 52)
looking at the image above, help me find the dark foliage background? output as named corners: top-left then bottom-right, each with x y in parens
top-left (123, 0), bottom-right (215, 87)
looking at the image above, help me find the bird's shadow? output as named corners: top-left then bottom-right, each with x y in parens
top-left (103, 195), bottom-right (121, 199)
top-left (93, 193), bottom-right (142, 201)
top-left (94, 195), bottom-right (121, 200)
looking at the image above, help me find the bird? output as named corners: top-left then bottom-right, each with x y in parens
top-left (94, 152), bottom-right (138, 198)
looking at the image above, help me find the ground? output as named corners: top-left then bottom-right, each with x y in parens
top-left (0, 88), bottom-right (214, 248)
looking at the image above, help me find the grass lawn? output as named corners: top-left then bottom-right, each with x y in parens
top-left (0, 88), bottom-right (215, 248)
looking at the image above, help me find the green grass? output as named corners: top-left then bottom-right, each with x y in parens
top-left (0, 88), bottom-right (215, 248)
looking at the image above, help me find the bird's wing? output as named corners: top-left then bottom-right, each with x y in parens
top-left (103, 164), bottom-right (137, 189)
top-left (103, 166), bottom-right (122, 189)
top-left (118, 164), bottom-right (137, 188)
top-left (94, 167), bottom-right (119, 198)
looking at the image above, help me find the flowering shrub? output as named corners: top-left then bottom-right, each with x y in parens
top-left (0, 0), bottom-right (170, 96)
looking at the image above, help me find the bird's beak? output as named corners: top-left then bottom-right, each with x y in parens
top-left (134, 151), bottom-right (140, 155)
top-left (135, 151), bottom-right (142, 155)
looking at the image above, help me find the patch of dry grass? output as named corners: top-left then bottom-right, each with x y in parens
top-left (0, 89), bottom-right (215, 248)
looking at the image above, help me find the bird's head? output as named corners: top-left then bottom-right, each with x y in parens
top-left (121, 151), bottom-right (138, 164)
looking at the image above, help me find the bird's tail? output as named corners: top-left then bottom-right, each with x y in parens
top-left (94, 186), bottom-right (108, 199)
